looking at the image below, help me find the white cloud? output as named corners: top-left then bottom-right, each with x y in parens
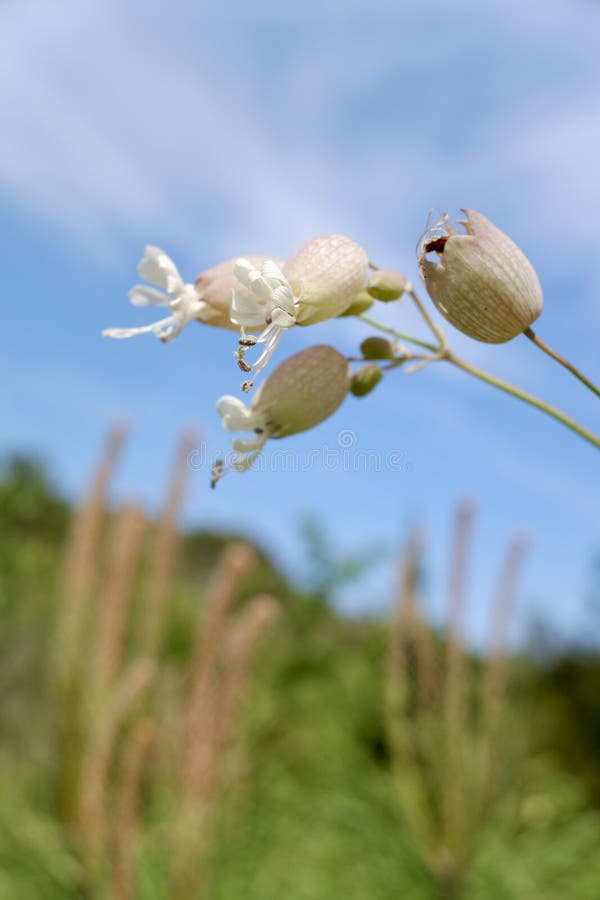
top-left (1, 0), bottom-right (599, 289)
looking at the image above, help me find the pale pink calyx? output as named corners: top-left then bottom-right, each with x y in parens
top-left (418, 209), bottom-right (543, 343)
top-left (215, 345), bottom-right (350, 480)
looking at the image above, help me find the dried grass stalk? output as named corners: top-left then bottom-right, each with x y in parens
top-left (54, 425), bottom-right (127, 830)
top-left (480, 535), bottom-right (529, 814)
top-left (93, 503), bottom-right (146, 696)
top-left (54, 424), bottom-right (127, 685)
top-left (386, 507), bottom-right (528, 897)
top-left (173, 585), bottom-right (276, 900)
top-left (139, 430), bottom-right (196, 659)
top-left (112, 720), bottom-right (156, 900)
top-left (385, 531), bottom-right (438, 855)
top-left (442, 501), bottom-right (475, 851)
top-left (207, 595), bottom-right (278, 786)
top-left (80, 659), bottom-right (155, 865)
top-left (183, 542), bottom-right (256, 776)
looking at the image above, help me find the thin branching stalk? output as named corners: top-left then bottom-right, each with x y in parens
top-left (359, 308), bottom-right (600, 451)
top-left (358, 313), bottom-right (438, 353)
top-left (445, 351), bottom-right (600, 450)
top-left (523, 326), bottom-right (600, 399)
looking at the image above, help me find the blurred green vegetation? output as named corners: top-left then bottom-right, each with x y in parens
top-left (0, 456), bottom-right (599, 899)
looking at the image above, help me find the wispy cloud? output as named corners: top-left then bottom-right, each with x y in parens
top-left (2, 0), bottom-right (599, 275)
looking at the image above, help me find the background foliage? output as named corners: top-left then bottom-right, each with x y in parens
top-left (0, 452), bottom-right (599, 899)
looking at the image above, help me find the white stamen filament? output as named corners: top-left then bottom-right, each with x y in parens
top-left (231, 257), bottom-right (300, 389)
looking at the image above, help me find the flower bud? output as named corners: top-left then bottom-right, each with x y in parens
top-left (418, 209), bottom-right (543, 343)
top-left (360, 336), bottom-right (395, 360)
top-left (284, 234), bottom-right (369, 325)
top-left (195, 256), bottom-right (285, 330)
top-left (337, 289), bottom-right (374, 317)
top-left (366, 269), bottom-right (409, 302)
top-left (350, 363), bottom-right (383, 397)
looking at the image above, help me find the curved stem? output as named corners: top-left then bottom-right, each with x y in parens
top-left (360, 284), bottom-right (599, 449)
top-left (446, 351), bottom-right (600, 451)
top-left (358, 314), bottom-right (439, 353)
top-left (407, 287), bottom-right (447, 349)
top-left (523, 327), bottom-right (600, 399)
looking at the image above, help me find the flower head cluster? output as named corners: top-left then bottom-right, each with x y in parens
top-left (101, 209), bottom-right (576, 483)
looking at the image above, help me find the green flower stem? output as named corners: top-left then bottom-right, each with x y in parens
top-left (445, 351), bottom-right (600, 451)
top-left (358, 299), bottom-right (600, 450)
top-left (523, 327), bottom-right (600, 400)
top-left (358, 314), bottom-right (439, 353)
top-left (407, 286), bottom-right (447, 349)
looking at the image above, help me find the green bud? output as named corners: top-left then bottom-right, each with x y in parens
top-left (350, 363), bottom-right (383, 397)
top-left (359, 336), bottom-right (395, 360)
top-left (366, 269), bottom-right (409, 302)
top-left (337, 289), bottom-right (374, 317)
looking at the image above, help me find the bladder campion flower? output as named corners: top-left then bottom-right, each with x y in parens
top-left (103, 247), bottom-right (281, 342)
top-left (215, 344), bottom-right (350, 479)
top-left (417, 209), bottom-right (543, 343)
top-left (232, 234), bottom-right (368, 390)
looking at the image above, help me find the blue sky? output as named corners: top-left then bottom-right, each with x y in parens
top-left (1, 0), bottom-right (599, 643)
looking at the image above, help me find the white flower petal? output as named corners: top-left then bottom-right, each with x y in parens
top-left (270, 307), bottom-right (296, 328)
top-left (230, 289), bottom-right (267, 328)
top-left (233, 258), bottom-right (255, 290)
top-left (271, 284), bottom-right (297, 316)
top-left (261, 260), bottom-right (288, 288)
top-left (102, 316), bottom-right (174, 339)
top-left (248, 272), bottom-right (279, 305)
top-left (128, 285), bottom-right (169, 307)
top-left (231, 434), bottom-right (267, 453)
top-left (216, 395), bottom-right (258, 431)
top-left (231, 450), bottom-right (262, 472)
top-left (138, 246), bottom-right (184, 295)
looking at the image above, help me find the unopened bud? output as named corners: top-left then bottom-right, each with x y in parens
top-left (338, 290), bottom-right (374, 317)
top-left (418, 209), bottom-right (543, 343)
top-left (350, 363), bottom-right (383, 397)
top-left (360, 337), bottom-right (395, 360)
top-left (366, 269), bottom-right (409, 302)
